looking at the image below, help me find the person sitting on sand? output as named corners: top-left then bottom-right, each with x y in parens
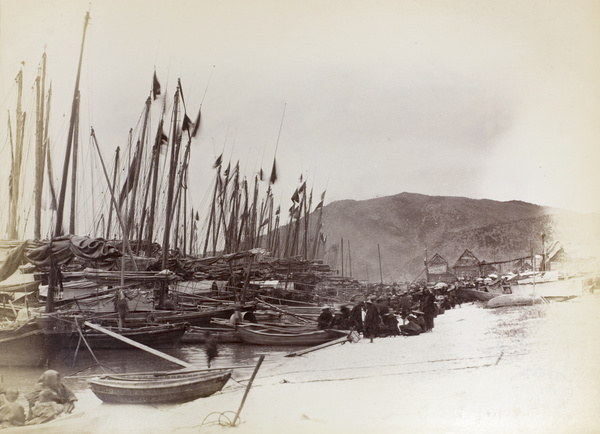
top-left (400, 314), bottom-right (422, 336)
top-left (25, 390), bottom-right (64, 425)
top-left (0, 388), bottom-right (26, 427)
top-left (25, 370), bottom-right (77, 417)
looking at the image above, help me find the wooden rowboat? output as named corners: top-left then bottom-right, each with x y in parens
top-left (457, 287), bottom-right (498, 302)
top-left (88, 369), bottom-right (232, 404)
top-left (180, 326), bottom-right (241, 344)
top-left (236, 324), bottom-right (347, 346)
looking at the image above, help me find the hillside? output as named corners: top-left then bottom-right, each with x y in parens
top-left (317, 192), bottom-right (600, 282)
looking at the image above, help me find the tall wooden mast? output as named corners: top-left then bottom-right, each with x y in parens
top-left (34, 52), bottom-right (47, 240)
top-left (54, 11), bottom-right (90, 236)
top-left (7, 69), bottom-right (24, 240)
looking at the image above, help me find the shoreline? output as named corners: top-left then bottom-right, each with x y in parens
top-left (5, 295), bottom-right (599, 433)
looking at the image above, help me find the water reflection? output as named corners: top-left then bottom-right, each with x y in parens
top-left (0, 343), bottom-right (297, 393)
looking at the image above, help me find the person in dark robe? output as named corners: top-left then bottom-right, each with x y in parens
top-left (242, 305), bottom-right (258, 323)
top-left (339, 304), bottom-right (351, 329)
top-left (204, 331), bottom-right (218, 368)
top-left (363, 299), bottom-right (382, 343)
top-left (349, 301), bottom-right (364, 332)
top-left (211, 281), bottom-right (219, 296)
top-left (317, 307), bottom-right (334, 329)
top-left (421, 289), bottom-right (437, 332)
top-left (400, 292), bottom-right (413, 324)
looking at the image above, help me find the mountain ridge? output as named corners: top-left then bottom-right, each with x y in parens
top-left (317, 192), bottom-right (600, 281)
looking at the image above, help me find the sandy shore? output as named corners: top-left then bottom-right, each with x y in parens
top-left (7, 294), bottom-right (600, 434)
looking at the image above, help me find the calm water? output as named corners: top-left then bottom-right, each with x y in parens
top-left (0, 342), bottom-right (295, 395)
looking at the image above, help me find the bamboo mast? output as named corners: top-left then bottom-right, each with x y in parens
top-left (127, 97), bottom-right (152, 242)
top-left (161, 85), bottom-right (181, 272)
top-left (7, 69), bottom-right (24, 240)
top-left (90, 129), bottom-right (137, 267)
top-left (68, 92), bottom-right (80, 234)
top-left (34, 52), bottom-right (47, 240)
top-left (341, 238), bottom-right (344, 277)
top-left (203, 168), bottom-right (219, 257)
top-left (378, 243), bottom-right (383, 284)
top-left (145, 115), bottom-right (165, 257)
top-left (105, 148), bottom-right (120, 238)
top-left (54, 11), bottom-right (90, 236)
top-left (44, 84), bottom-right (57, 213)
top-left (348, 239), bottom-right (352, 278)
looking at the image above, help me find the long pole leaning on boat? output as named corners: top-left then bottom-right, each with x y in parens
top-left (55, 11), bottom-right (90, 237)
top-left (89, 128), bottom-right (138, 269)
top-left (256, 298), bottom-right (317, 324)
top-left (83, 321), bottom-right (194, 369)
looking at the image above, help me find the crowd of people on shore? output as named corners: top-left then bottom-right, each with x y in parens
top-left (317, 286), bottom-right (462, 342)
top-left (0, 370), bottom-right (77, 428)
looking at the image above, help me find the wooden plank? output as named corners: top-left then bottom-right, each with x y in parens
top-left (83, 321), bottom-right (194, 369)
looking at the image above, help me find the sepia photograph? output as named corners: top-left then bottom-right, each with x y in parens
top-left (0, 0), bottom-right (599, 432)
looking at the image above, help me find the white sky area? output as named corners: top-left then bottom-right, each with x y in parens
top-left (0, 0), bottom-right (599, 238)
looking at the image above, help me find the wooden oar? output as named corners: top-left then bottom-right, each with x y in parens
top-left (285, 336), bottom-right (350, 357)
top-left (83, 321), bottom-right (194, 369)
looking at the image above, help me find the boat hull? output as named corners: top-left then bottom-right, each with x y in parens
top-left (46, 323), bottom-right (188, 349)
top-left (180, 326), bottom-right (241, 344)
top-left (88, 370), bottom-right (231, 404)
top-left (0, 321), bottom-right (48, 367)
top-left (236, 325), bottom-right (346, 346)
top-left (457, 287), bottom-right (498, 302)
top-left (486, 294), bottom-right (545, 308)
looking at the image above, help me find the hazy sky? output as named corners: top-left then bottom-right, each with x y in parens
top-left (1, 0), bottom-right (599, 237)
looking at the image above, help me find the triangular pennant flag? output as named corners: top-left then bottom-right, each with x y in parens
top-left (213, 153), bottom-right (222, 169)
top-left (191, 107), bottom-right (202, 138)
top-left (182, 114), bottom-right (192, 132)
top-left (152, 71), bottom-right (161, 100)
top-left (291, 189), bottom-right (300, 203)
top-left (269, 158), bottom-right (277, 184)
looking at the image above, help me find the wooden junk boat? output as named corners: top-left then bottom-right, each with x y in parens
top-left (235, 323), bottom-right (348, 346)
top-left (88, 369), bottom-right (232, 404)
top-left (57, 323), bottom-right (189, 349)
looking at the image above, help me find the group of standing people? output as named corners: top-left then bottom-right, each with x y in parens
top-left (342, 288), bottom-right (442, 341)
top-left (0, 369), bottom-right (76, 428)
